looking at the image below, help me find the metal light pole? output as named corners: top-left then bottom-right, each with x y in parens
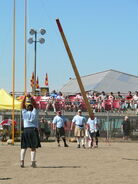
top-left (28, 28), bottom-right (46, 93)
top-left (34, 31), bottom-right (37, 93)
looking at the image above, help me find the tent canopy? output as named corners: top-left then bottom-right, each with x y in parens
top-left (0, 89), bottom-right (21, 110)
top-left (60, 69), bottom-right (138, 95)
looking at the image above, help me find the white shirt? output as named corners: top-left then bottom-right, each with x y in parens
top-left (22, 108), bottom-right (39, 128)
top-left (72, 115), bottom-right (86, 127)
top-left (87, 117), bottom-right (98, 132)
top-left (133, 95), bottom-right (138, 101)
top-left (52, 115), bottom-right (66, 128)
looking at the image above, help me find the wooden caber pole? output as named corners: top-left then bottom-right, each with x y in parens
top-left (56, 19), bottom-right (94, 117)
top-left (24, 0), bottom-right (27, 95)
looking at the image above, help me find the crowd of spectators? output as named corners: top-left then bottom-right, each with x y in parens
top-left (30, 90), bottom-right (138, 114)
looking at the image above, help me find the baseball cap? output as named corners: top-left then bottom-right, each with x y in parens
top-left (78, 109), bottom-right (82, 113)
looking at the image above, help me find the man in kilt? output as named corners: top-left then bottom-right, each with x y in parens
top-left (71, 110), bottom-right (86, 148)
top-left (86, 114), bottom-right (99, 148)
top-left (52, 111), bottom-right (69, 147)
top-left (20, 93), bottom-right (41, 168)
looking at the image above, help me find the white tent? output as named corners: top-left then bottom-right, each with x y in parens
top-left (60, 69), bottom-right (138, 95)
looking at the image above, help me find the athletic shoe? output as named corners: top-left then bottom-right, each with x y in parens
top-left (64, 144), bottom-right (69, 147)
top-left (20, 163), bottom-right (24, 168)
top-left (77, 144), bottom-right (80, 148)
top-left (20, 161), bottom-right (24, 168)
top-left (31, 161), bottom-right (37, 168)
top-left (82, 145), bottom-right (86, 149)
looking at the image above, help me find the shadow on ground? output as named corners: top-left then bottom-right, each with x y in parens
top-left (122, 158), bottom-right (138, 161)
top-left (0, 178), bottom-right (12, 180)
top-left (36, 165), bottom-right (81, 169)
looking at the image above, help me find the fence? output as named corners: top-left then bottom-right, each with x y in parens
top-left (1, 113), bottom-right (138, 141)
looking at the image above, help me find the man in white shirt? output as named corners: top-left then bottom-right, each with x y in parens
top-left (52, 111), bottom-right (68, 147)
top-left (71, 110), bottom-right (86, 148)
top-left (86, 115), bottom-right (99, 148)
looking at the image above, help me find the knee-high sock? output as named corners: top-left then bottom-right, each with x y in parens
top-left (21, 149), bottom-right (26, 161)
top-left (62, 137), bottom-right (67, 145)
top-left (76, 137), bottom-right (81, 145)
top-left (85, 137), bottom-right (89, 147)
top-left (95, 137), bottom-right (98, 145)
top-left (31, 151), bottom-right (36, 162)
top-left (81, 137), bottom-right (85, 145)
top-left (88, 139), bottom-right (92, 147)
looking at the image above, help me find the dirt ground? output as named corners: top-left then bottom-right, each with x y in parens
top-left (0, 140), bottom-right (138, 184)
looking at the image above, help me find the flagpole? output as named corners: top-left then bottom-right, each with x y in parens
top-left (12, 0), bottom-right (16, 145)
top-left (24, 0), bottom-right (27, 94)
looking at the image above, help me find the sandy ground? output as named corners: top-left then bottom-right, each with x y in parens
top-left (0, 140), bottom-right (138, 184)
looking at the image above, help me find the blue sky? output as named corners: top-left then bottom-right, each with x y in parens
top-left (0, 0), bottom-right (138, 93)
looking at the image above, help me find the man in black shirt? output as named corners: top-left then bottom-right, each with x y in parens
top-left (121, 116), bottom-right (130, 140)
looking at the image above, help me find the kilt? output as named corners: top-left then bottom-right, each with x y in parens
top-left (56, 127), bottom-right (65, 138)
top-left (74, 126), bottom-right (85, 137)
top-left (89, 130), bottom-right (100, 138)
top-left (21, 127), bottom-right (41, 149)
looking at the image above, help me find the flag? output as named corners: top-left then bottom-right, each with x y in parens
top-left (45, 73), bottom-right (48, 86)
top-left (36, 76), bottom-right (39, 89)
top-left (30, 72), bottom-right (35, 87)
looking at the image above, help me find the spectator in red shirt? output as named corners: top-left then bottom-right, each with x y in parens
top-left (125, 91), bottom-right (133, 109)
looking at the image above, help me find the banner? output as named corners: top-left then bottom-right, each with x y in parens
top-left (45, 73), bottom-right (49, 86)
top-left (30, 72), bottom-right (35, 87)
top-left (36, 76), bottom-right (39, 89)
